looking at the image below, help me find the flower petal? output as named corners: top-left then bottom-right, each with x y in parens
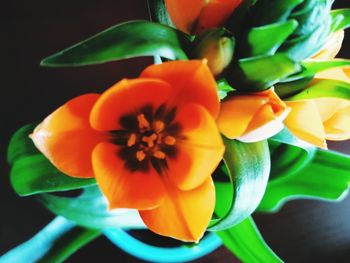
top-left (139, 177), bottom-right (215, 242)
top-left (167, 103), bottom-right (224, 190)
top-left (31, 94), bottom-right (102, 178)
top-left (140, 60), bottom-right (220, 118)
top-left (92, 142), bottom-right (165, 210)
top-left (316, 67), bottom-right (350, 83)
top-left (285, 100), bottom-right (327, 148)
top-left (90, 79), bottom-right (172, 131)
top-left (312, 30), bottom-right (344, 59)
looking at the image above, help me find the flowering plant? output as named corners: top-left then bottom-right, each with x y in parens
top-left (2, 0), bottom-right (350, 262)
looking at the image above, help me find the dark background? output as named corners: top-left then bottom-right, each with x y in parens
top-left (1, 1), bottom-right (350, 262)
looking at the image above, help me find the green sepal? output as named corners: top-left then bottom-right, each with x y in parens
top-left (243, 20), bottom-right (298, 57)
top-left (208, 138), bottom-right (270, 231)
top-left (259, 147), bottom-right (350, 213)
top-left (7, 124), bottom-right (96, 196)
top-left (286, 59), bottom-right (350, 82)
top-left (228, 53), bottom-right (301, 91)
top-left (286, 79), bottom-right (350, 101)
top-left (41, 20), bottom-right (190, 67)
top-left (39, 186), bottom-right (145, 229)
top-left (217, 79), bottom-right (234, 100)
top-left (217, 217), bottom-right (282, 263)
top-left (331, 9), bottom-right (350, 32)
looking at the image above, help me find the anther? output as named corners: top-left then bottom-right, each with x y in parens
top-left (137, 114), bottom-right (150, 129)
top-left (153, 150), bottom-right (166, 159)
top-left (142, 133), bottom-right (157, 148)
top-left (164, 136), bottom-right (176, 145)
top-left (127, 133), bottom-right (137, 147)
top-left (153, 120), bottom-right (165, 133)
top-left (136, 150), bottom-right (146, 161)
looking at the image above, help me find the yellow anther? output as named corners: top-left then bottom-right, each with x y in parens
top-left (127, 133), bottom-right (137, 147)
top-left (142, 134), bottom-right (157, 148)
top-left (153, 150), bottom-right (166, 159)
top-left (137, 114), bottom-right (150, 129)
top-left (164, 136), bottom-right (176, 145)
top-left (136, 150), bottom-right (146, 162)
top-left (153, 120), bottom-right (165, 133)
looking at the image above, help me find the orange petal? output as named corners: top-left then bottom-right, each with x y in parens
top-left (167, 103), bottom-right (224, 191)
top-left (31, 94), bottom-right (102, 178)
top-left (90, 79), bottom-right (172, 131)
top-left (217, 89), bottom-right (288, 141)
top-left (285, 100), bottom-right (327, 148)
top-left (312, 30), bottom-right (344, 59)
top-left (92, 142), bottom-right (165, 210)
top-left (140, 60), bottom-right (220, 118)
top-left (196, 0), bottom-right (242, 34)
top-left (139, 177), bottom-right (215, 242)
top-left (165, 0), bottom-right (207, 34)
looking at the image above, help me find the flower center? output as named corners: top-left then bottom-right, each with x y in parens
top-left (111, 105), bottom-right (181, 174)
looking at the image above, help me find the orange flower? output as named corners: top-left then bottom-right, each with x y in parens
top-left (165, 0), bottom-right (242, 34)
top-left (217, 88), bottom-right (290, 142)
top-left (284, 30), bottom-right (350, 148)
top-left (31, 60), bottom-right (225, 242)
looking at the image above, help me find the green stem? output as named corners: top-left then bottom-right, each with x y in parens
top-left (0, 217), bottom-right (101, 263)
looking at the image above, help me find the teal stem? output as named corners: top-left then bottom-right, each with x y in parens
top-left (0, 216), bottom-right (101, 263)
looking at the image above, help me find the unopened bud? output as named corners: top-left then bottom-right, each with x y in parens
top-left (191, 29), bottom-right (235, 76)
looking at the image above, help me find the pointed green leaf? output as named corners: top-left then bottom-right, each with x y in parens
top-left (229, 53), bottom-right (301, 91)
top-left (41, 21), bottom-right (189, 67)
top-left (217, 217), bottom-right (282, 263)
top-left (8, 124), bottom-right (96, 196)
top-left (208, 139), bottom-right (270, 231)
top-left (147, 0), bottom-right (174, 26)
top-left (245, 20), bottom-right (298, 56)
top-left (331, 9), bottom-right (350, 32)
top-left (258, 148), bottom-right (350, 213)
top-left (286, 59), bottom-right (350, 82)
top-left (275, 77), bottom-right (313, 99)
top-left (287, 79), bottom-right (350, 101)
top-left (217, 79), bottom-right (234, 100)
top-left (39, 186), bottom-right (146, 229)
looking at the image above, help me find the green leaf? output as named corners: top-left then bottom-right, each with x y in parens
top-left (258, 148), bottom-right (350, 213)
top-left (286, 59), bottom-right (350, 82)
top-left (275, 77), bottom-right (313, 99)
top-left (217, 217), bottom-right (282, 263)
top-left (228, 53), bottom-right (301, 91)
top-left (286, 79), bottom-right (350, 101)
top-left (245, 20), bottom-right (298, 56)
top-left (147, 0), bottom-right (174, 27)
top-left (226, 0), bottom-right (258, 35)
top-left (208, 139), bottom-right (270, 231)
top-left (217, 79), bottom-right (234, 100)
top-left (331, 9), bottom-right (350, 32)
top-left (0, 217), bottom-right (100, 263)
top-left (41, 20), bottom-right (190, 67)
top-left (39, 186), bottom-right (146, 229)
top-left (8, 124), bottom-right (96, 196)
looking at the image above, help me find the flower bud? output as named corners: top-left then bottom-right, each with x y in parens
top-left (191, 29), bottom-right (235, 76)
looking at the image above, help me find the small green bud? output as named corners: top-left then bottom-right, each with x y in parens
top-left (191, 29), bottom-right (235, 77)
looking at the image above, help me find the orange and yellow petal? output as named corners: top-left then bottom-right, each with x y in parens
top-left (92, 142), bottom-right (165, 210)
top-left (285, 100), bottom-right (327, 148)
top-left (139, 177), bottom-right (215, 242)
top-left (90, 79), bottom-right (172, 131)
top-left (165, 0), bottom-right (207, 34)
top-left (217, 89), bottom-right (288, 142)
top-left (140, 60), bottom-right (220, 118)
top-left (167, 103), bottom-right (224, 191)
top-left (31, 94), bottom-right (103, 178)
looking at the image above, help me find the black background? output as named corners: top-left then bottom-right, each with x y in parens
top-left (1, 1), bottom-right (350, 262)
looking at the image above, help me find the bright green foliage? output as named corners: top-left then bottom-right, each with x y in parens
top-left (41, 21), bottom-right (190, 66)
top-left (39, 186), bottom-right (145, 229)
top-left (7, 124), bottom-right (95, 196)
top-left (331, 9), bottom-right (350, 32)
top-left (209, 139), bottom-right (270, 231)
top-left (217, 217), bottom-right (282, 263)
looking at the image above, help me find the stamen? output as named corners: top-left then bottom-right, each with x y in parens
top-left (137, 114), bottom-right (150, 129)
top-left (153, 150), bottom-right (166, 159)
top-left (136, 150), bottom-right (146, 161)
top-left (127, 133), bottom-right (137, 147)
top-left (164, 136), bottom-right (176, 145)
top-left (142, 133), bottom-right (157, 148)
top-left (153, 120), bottom-right (165, 133)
